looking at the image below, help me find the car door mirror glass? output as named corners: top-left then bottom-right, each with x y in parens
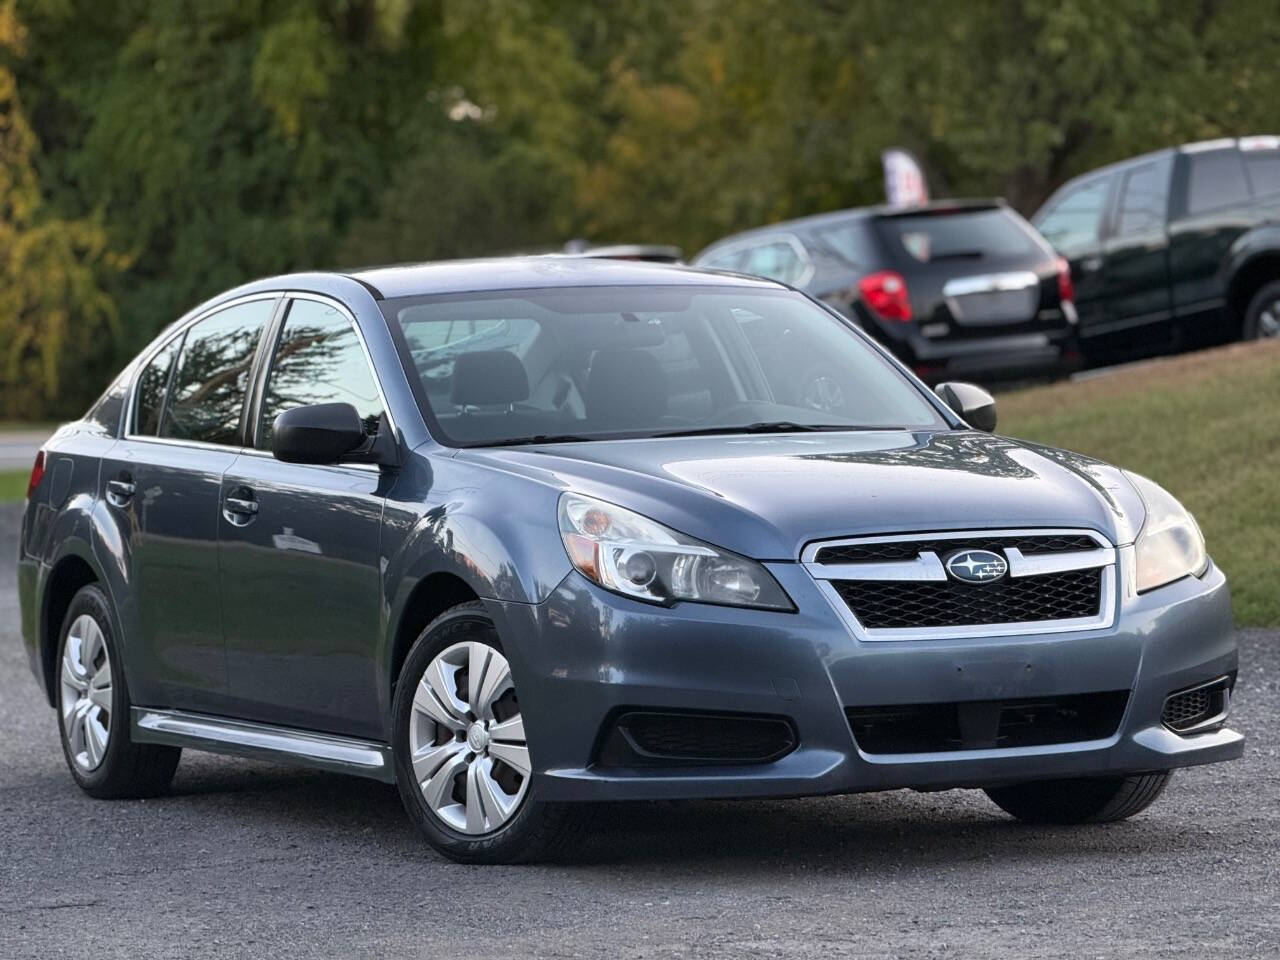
top-left (934, 381), bottom-right (997, 432)
top-left (272, 402), bottom-right (367, 464)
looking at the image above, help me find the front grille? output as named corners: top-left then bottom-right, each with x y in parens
top-left (832, 567), bottom-right (1102, 629)
top-left (813, 534), bottom-right (1098, 565)
top-left (595, 710), bottom-right (797, 767)
top-left (1162, 676), bottom-right (1232, 733)
top-left (847, 691), bottom-right (1129, 754)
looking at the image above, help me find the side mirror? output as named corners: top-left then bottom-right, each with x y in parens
top-left (934, 381), bottom-right (998, 432)
top-left (273, 402), bottom-right (379, 465)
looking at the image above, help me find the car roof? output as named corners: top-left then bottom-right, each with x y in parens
top-left (346, 256), bottom-right (777, 299)
top-left (694, 199), bottom-right (1006, 258)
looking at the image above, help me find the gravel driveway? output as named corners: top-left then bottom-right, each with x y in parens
top-left (1, 502), bottom-right (1276, 958)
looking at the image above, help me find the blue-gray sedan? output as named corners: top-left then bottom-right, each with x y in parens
top-left (17, 258), bottom-right (1241, 862)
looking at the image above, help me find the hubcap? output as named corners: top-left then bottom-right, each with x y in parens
top-left (1257, 299), bottom-right (1280, 338)
top-left (408, 641), bottom-right (530, 835)
top-left (60, 614), bottom-right (112, 772)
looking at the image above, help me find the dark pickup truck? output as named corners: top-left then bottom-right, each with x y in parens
top-left (1032, 137), bottom-right (1280, 363)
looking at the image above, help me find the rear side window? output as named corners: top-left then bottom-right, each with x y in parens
top-left (257, 298), bottom-right (384, 450)
top-left (161, 299), bottom-right (274, 445)
top-left (132, 337), bottom-right (181, 436)
top-left (738, 240), bottom-right (810, 285)
top-left (1034, 176), bottom-right (1112, 257)
top-left (876, 208), bottom-right (1038, 265)
top-left (812, 220), bottom-right (877, 266)
top-left (1114, 161), bottom-right (1171, 237)
top-left (1243, 149), bottom-right (1280, 197)
top-left (1186, 150), bottom-right (1250, 215)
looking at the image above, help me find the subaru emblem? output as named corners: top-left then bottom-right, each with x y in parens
top-left (945, 549), bottom-right (1008, 584)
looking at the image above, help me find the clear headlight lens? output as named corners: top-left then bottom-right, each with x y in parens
top-left (558, 492), bottom-right (793, 610)
top-left (1126, 471), bottom-right (1208, 593)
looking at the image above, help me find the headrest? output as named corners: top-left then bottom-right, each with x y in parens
top-left (450, 350), bottom-right (530, 407)
top-left (586, 348), bottom-right (667, 426)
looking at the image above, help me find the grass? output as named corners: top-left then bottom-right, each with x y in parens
top-left (0, 470), bottom-right (28, 503)
top-left (998, 339), bottom-right (1280, 627)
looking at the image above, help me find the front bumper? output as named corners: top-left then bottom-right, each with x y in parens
top-left (490, 561), bottom-right (1241, 803)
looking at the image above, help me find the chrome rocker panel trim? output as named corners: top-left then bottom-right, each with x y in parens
top-left (131, 708), bottom-right (396, 782)
top-left (801, 527), bottom-right (1118, 643)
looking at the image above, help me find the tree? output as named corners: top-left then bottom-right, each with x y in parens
top-left (0, 0), bottom-right (120, 419)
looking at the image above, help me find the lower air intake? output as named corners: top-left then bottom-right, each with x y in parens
top-left (1162, 676), bottom-right (1232, 733)
top-left (595, 710), bottom-right (797, 766)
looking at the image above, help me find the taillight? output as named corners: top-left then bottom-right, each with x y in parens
top-left (1055, 256), bottom-right (1074, 304)
top-left (857, 270), bottom-right (912, 322)
top-left (26, 450), bottom-right (45, 500)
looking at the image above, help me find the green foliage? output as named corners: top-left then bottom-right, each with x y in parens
top-left (4, 0), bottom-right (1280, 417)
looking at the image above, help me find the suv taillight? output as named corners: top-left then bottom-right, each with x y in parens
top-left (26, 450), bottom-right (45, 500)
top-left (1055, 256), bottom-right (1074, 304)
top-left (857, 270), bottom-right (912, 322)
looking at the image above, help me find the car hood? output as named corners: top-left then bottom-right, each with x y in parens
top-left (456, 429), bottom-right (1146, 561)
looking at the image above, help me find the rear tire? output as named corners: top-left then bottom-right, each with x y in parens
top-left (392, 601), bottom-right (591, 863)
top-left (985, 771), bottom-right (1172, 824)
top-left (1242, 280), bottom-right (1280, 340)
top-left (56, 584), bottom-right (181, 799)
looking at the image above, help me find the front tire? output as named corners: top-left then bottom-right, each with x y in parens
top-left (392, 601), bottom-right (589, 863)
top-left (985, 771), bottom-right (1173, 824)
top-left (56, 584), bottom-right (181, 798)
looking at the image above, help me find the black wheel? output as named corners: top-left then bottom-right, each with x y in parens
top-left (392, 601), bottom-right (590, 863)
top-left (1243, 279), bottom-right (1280, 340)
top-left (985, 771), bottom-right (1173, 824)
top-left (55, 584), bottom-right (181, 798)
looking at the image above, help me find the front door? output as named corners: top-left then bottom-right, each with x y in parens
top-left (1033, 172), bottom-right (1113, 358)
top-left (1097, 155), bottom-right (1175, 358)
top-left (99, 296), bottom-right (277, 712)
top-left (218, 296), bottom-right (390, 740)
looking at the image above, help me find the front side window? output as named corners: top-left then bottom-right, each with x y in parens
top-left (1114, 161), bottom-right (1171, 237)
top-left (132, 336), bottom-right (181, 436)
top-left (1034, 176), bottom-right (1113, 256)
top-left (385, 285), bottom-right (947, 447)
top-left (697, 248), bottom-right (747, 272)
top-left (258, 298), bottom-right (383, 450)
top-left (161, 299), bottom-right (274, 445)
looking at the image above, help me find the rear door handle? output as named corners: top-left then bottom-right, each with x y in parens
top-left (1080, 256), bottom-right (1104, 273)
top-left (106, 478), bottom-right (135, 507)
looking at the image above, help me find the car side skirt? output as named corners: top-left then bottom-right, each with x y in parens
top-left (130, 708), bottom-right (397, 783)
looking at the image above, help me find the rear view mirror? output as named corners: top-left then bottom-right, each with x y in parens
top-left (934, 381), bottom-right (997, 432)
top-left (272, 403), bottom-right (368, 464)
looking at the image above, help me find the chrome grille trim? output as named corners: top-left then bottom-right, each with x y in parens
top-left (802, 528), bottom-right (1117, 642)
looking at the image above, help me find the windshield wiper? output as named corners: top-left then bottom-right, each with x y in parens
top-left (653, 421), bottom-right (872, 438)
top-left (474, 434), bottom-right (596, 447)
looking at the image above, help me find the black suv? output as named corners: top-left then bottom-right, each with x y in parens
top-left (692, 200), bottom-right (1079, 384)
top-left (1032, 136), bottom-right (1280, 362)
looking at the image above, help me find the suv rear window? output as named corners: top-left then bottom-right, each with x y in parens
top-left (874, 208), bottom-right (1039, 265)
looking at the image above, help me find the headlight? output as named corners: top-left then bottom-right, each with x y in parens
top-left (1126, 471), bottom-right (1208, 593)
top-left (558, 492), bottom-right (793, 610)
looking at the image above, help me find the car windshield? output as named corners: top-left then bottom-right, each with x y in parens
top-left (382, 285), bottom-right (947, 447)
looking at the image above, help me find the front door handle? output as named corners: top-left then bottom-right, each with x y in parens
top-left (105, 477), bottom-right (135, 507)
top-left (222, 490), bottom-right (259, 525)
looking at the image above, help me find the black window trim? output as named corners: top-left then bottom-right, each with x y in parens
top-left (123, 292), bottom-right (285, 451)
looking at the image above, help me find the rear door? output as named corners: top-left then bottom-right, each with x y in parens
top-left (217, 295), bottom-right (390, 739)
top-left (99, 296), bottom-right (278, 712)
top-left (1095, 154), bottom-right (1176, 357)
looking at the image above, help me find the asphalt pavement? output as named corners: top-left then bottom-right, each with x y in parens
top-left (1, 501), bottom-right (1276, 959)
